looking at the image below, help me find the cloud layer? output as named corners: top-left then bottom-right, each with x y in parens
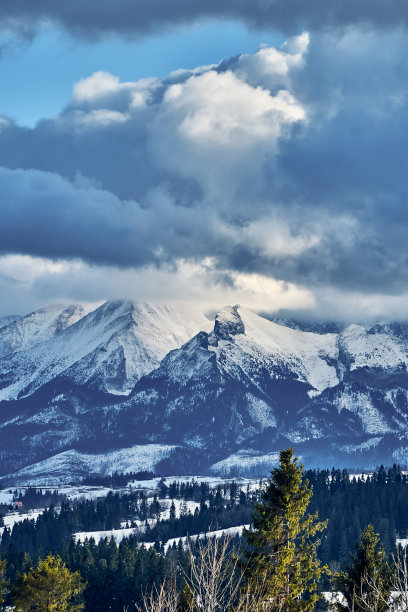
top-left (1, 0), bottom-right (408, 39)
top-left (1, 29), bottom-right (408, 320)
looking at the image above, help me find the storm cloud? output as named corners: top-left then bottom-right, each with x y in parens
top-left (1, 0), bottom-right (408, 39)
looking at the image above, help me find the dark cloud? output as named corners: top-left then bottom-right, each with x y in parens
top-left (1, 0), bottom-right (408, 40)
top-left (0, 167), bottom-right (235, 268)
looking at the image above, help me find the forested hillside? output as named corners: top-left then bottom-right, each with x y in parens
top-left (1, 459), bottom-right (408, 609)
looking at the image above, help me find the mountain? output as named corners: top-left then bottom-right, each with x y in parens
top-left (2, 302), bottom-right (408, 483)
top-left (0, 301), bottom-right (211, 400)
top-left (0, 304), bottom-right (90, 359)
top-left (0, 314), bottom-right (22, 330)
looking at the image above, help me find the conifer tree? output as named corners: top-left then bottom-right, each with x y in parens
top-left (242, 448), bottom-right (327, 611)
top-left (13, 554), bottom-right (86, 611)
top-left (333, 524), bottom-right (394, 611)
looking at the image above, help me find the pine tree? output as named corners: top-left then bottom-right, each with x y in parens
top-left (242, 448), bottom-right (327, 611)
top-left (333, 525), bottom-right (394, 611)
top-left (13, 554), bottom-right (86, 611)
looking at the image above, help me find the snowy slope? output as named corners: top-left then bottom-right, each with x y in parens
top-left (0, 304), bottom-right (92, 359)
top-left (339, 324), bottom-right (408, 371)
top-left (0, 301), bottom-right (211, 400)
top-left (0, 314), bottom-right (21, 330)
top-left (211, 306), bottom-right (339, 394)
top-left (5, 444), bottom-right (179, 486)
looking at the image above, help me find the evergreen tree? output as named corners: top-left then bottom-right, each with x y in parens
top-left (242, 448), bottom-right (327, 611)
top-left (13, 554), bottom-right (86, 611)
top-left (333, 525), bottom-right (394, 611)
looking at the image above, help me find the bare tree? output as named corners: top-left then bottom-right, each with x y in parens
top-left (184, 535), bottom-right (244, 611)
top-left (135, 578), bottom-right (179, 612)
top-left (390, 544), bottom-right (408, 611)
top-left (131, 535), bottom-right (279, 612)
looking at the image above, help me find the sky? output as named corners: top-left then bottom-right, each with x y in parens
top-left (0, 1), bottom-right (408, 322)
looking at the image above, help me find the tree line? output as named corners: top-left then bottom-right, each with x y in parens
top-left (1, 451), bottom-right (408, 609)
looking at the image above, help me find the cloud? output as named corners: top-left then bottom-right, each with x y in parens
top-left (0, 254), bottom-right (315, 318)
top-left (0, 0), bottom-right (408, 41)
top-left (150, 69), bottom-right (305, 200)
top-left (1, 31), bottom-right (408, 319)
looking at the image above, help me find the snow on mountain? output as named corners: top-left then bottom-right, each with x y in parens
top-left (3, 301), bottom-right (408, 479)
top-left (0, 304), bottom-right (92, 359)
top-left (0, 301), bottom-right (211, 400)
top-left (0, 314), bottom-right (21, 330)
top-left (339, 324), bottom-right (408, 371)
top-left (5, 444), bottom-right (179, 486)
top-left (333, 388), bottom-right (392, 434)
top-left (211, 306), bottom-right (339, 394)
top-left (210, 450), bottom-right (280, 476)
top-left (148, 305), bottom-right (339, 394)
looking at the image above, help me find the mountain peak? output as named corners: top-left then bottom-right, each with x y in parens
top-left (214, 305), bottom-right (245, 340)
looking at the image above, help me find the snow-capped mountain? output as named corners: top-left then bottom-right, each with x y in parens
top-left (0, 304), bottom-right (90, 359)
top-left (2, 302), bottom-right (408, 483)
top-left (0, 300), bottom-right (211, 400)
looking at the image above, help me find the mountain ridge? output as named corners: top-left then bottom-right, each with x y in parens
top-left (1, 301), bottom-right (408, 482)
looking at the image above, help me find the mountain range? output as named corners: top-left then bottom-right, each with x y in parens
top-left (1, 300), bottom-right (408, 484)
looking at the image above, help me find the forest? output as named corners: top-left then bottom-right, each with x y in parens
top-left (1, 453), bottom-right (408, 610)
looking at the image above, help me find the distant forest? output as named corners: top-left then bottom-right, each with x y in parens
top-left (0, 465), bottom-right (407, 610)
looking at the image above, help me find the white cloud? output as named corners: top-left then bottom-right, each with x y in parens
top-left (73, 71), bottom-right (122, 102)
top-left (72, 71), bottom-right (160, 115)
top-left (150, 68), bottom-right (305, 200)
top-left (0, 254), bottom-right (315, 317)
top-left (236, 32), bottom-right (310, 88)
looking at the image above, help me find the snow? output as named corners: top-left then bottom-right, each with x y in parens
top-left (210, 450), bottom-right (280, 476)
top-left (339, 324), bottom-right (408, 371)
top-left (211, 306), bottom-right (340, 395)
top-left (340, 438), bottom-right (383, 454)
top-left (75, 527), bottom-right (142, 544)
top-left (245, 393), bottom-right (277, 428)
top-left (6, 444), bottom-right (179, 486)
top-left (75, 524), bottom-right (250, 549)
top-left (0, 301), bottom-right (211, 400)
top-left (0, 509), bottom-right (43, 537)
top-left (158, 524), bottom-right (250, 551)
top-left (159, 499), bottom-right (200, 520)
top-left (0, 490), bottom-right (13, 504)
top-left (0, 304), bottom-right (93, 359)
top-left (335, 390), bottom-right (391, 434)
top-left (397, 538), bottom-right (408, 547)
top-left (0, 314), bottom-right (21, 330)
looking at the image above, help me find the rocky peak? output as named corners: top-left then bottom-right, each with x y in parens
top-left (213, 305), bottom-right (245, 340)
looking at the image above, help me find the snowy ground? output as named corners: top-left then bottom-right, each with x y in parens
top-left (75, 524), bottom-right (250, 549)
top-left (127, 475), bottom-right (261, 492)
top-left (0, 490), bottom-right (13, 505)
top-left (0, 509), bottom-right (43, 537)
top-left (0, 476), bottom-right (260, 548)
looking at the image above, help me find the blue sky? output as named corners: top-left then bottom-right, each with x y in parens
top-left (0, 1), bottom-right (408, 322)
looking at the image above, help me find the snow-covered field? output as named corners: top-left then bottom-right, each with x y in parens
top-left (128, 475), bottom-right (260, 490)
top-left (0, 490), bottom-right (13, 505)
top-left (0, 509), bottom-right (43, 537)
top-left (75, 523), bottom-right (250, 549)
